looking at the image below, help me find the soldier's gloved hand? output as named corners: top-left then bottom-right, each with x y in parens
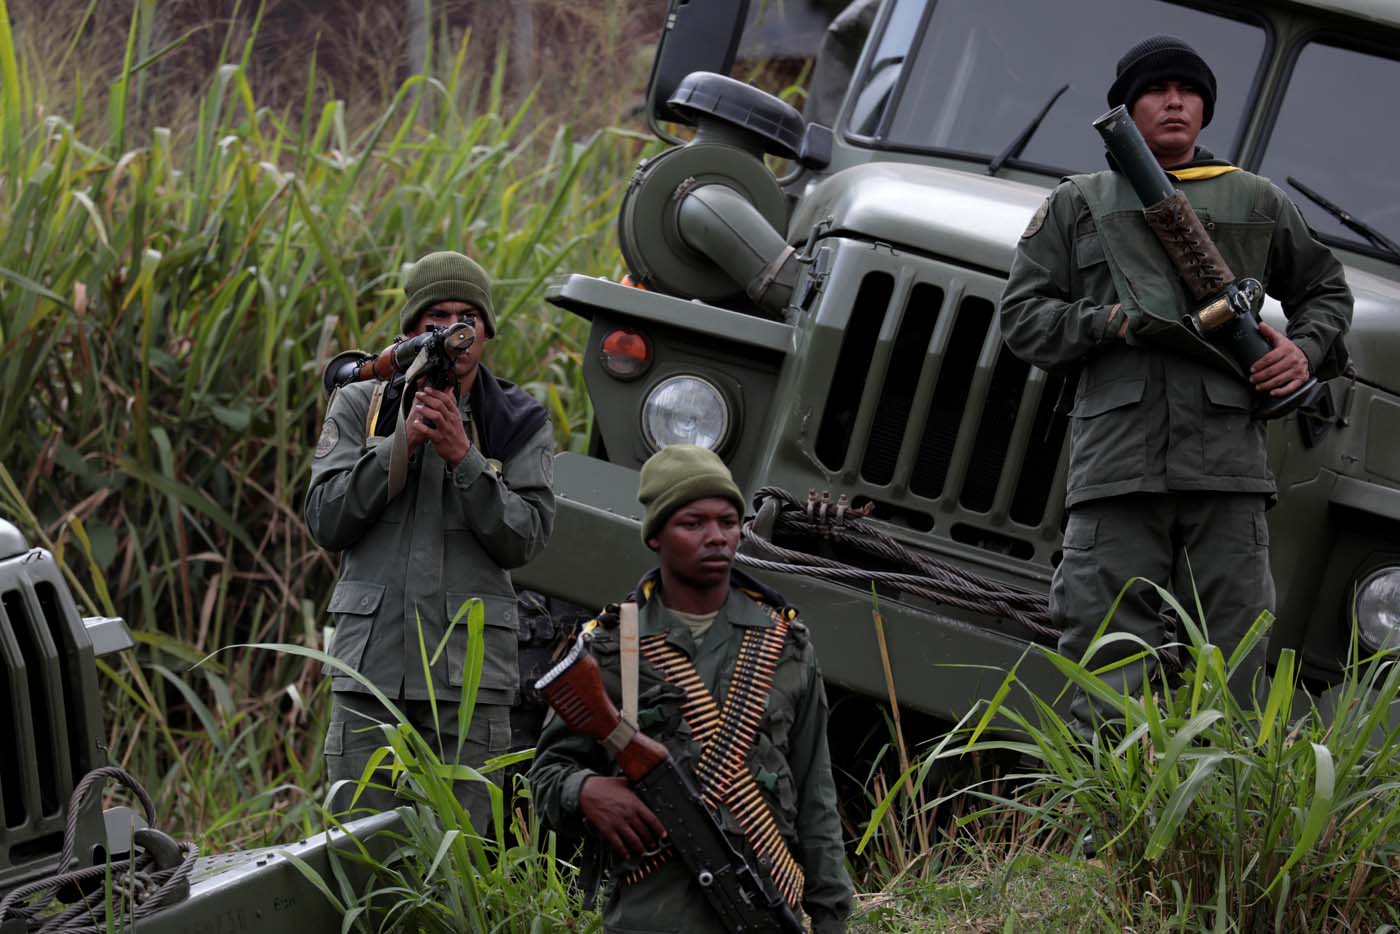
top-left (1251, 322), bottom-right (1311, 396)
top-left (407, 387), bottom-right (470, 467)
top-left (1103, 301), bottom-right (1136, 341)
top-left (1104, 303), bottom-right (1132, 340)
top-left (579, 775), bottom-right (667, 860)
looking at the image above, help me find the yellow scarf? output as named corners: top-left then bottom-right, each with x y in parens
top-left (1167, 165), bottom-right (1240, 182)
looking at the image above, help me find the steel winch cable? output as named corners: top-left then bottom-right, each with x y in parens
top-left (0, 766), bottom-right (198, 933)
top-left (736, 487), bottom-right (1060, 643)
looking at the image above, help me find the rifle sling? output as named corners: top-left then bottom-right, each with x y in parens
top-left (386, 347), bottom-right (431, 501)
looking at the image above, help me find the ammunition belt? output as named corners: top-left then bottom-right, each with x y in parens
top-left (622, 613), bottom-right (804, 910)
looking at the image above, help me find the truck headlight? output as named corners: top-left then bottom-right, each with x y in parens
top-left (641, 375), bottom-right (730, 452)
top-left (1356, 567), bottom-right (1400, 651)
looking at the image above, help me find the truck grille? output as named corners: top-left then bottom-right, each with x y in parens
top-left (1, 553), bottom-right (96, 869)
top-left (813, 267), bottom-right (1071, 564)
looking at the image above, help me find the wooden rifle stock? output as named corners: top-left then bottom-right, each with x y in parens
top-left (537, 648), bottom-right (668, 781)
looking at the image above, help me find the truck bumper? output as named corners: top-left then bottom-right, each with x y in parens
top-left (137, 810), bottom-right (401, 932)
top-left (517, 454), bottom-right (1067, 724)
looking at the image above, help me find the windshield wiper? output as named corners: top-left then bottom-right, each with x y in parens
top-left (987, 84), bottom-right (1069, 177)
top-left (1287, 175), bottom-right (1400, 261)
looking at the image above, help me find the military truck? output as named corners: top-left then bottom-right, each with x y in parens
top-left (515, 0), bottom-right (1400, 727)
top-left (0, 519), bottom-right (397, 932)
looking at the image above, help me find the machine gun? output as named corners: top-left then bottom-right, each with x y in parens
top-left (1093, 105), bottom-right (1321, 419)
top-left (535, 630), bottom-right (804, 934)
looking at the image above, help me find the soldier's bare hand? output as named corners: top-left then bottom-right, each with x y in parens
top-left (579, 776), bottom-right (666, 860)
top-left (405, 397), bottom-right (433, 454)
top-left (407, 388), bottom-right (469, 467)
top-left (1251, 322), bottom-right (1310, 396)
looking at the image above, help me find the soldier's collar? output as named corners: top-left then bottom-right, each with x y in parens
top-left (629, 567), bottom-right (796, 630)
top-left (1104, 145), bottom-right (1238, 183)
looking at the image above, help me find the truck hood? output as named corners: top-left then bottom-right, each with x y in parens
top-left (790, 162), bottom-right (1400, 394)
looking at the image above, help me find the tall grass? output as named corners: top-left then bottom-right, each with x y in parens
top-left (867, 580), bottom-right (1400, 931)
top-left (230, 601), bottom-right (596, 931)
top-left (0, 0), bottom-right (652, 848)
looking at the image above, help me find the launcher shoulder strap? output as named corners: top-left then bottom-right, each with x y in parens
top-left (365, 380), bottom-right (388, 437)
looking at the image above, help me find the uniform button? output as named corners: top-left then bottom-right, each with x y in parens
top-left (360, 596), bottom-right (370, 607)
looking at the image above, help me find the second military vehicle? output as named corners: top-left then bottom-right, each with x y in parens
top-left (515, 0), bottom-right (1400, 725)
top-left (0, 518), bottom-right (400, 933)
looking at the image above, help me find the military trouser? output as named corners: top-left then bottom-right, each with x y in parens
top-left (1052, 492), bottom-right (1274, 728)
top-left (323, 690), bottom-right (511, 833)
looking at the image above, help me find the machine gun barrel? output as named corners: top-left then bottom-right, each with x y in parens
top-left (536, 632), bottom-right (804, 934)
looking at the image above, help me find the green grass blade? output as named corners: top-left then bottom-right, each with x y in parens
top-left (1267, 742), bottom-right (1336, 892)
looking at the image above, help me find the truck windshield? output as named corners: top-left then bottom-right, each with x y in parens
top-left (1256, 40), bottom-right (1400, 260)
top-left (851, 0), bottom-right (1265, 173)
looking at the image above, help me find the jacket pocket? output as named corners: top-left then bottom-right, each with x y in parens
top-left (1071, 378), bottom-right (1145, 418)
top-left (326, 580), bottom-right (384, 672)
top-left (1202, 375), bottom-right (1268, 477)
top-left (747, 735), bottom-right (799, 837)
top-left (1068, 379), bottom-right (1148, 493)
top-left (1062, 515), bottom-right (1098, 550)
top-left (444, 592), bottom-right (519, 691)
top-left (1209, 219), bottom-right (1274, 286)
top-left (1075, 232), bottom-right (1106, 269)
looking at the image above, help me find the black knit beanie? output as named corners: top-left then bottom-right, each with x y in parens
top-left (1107, 35), bottom-right (1217, 128)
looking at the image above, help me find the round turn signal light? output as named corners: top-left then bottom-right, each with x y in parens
top-left (600, 328), bottom-right (653, 380)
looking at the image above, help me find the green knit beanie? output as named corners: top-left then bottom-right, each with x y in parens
top-left (400, 251), bottom-right (496, 337)
top-left (638, 445), bottom-right (745, 543)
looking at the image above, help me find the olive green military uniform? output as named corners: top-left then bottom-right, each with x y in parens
top-left (528, 570), bottom-right (853, 934)
top-left (1000, 160), bottom-right (1351, 720)
top-left (306, 378), bottom-right (556, 825)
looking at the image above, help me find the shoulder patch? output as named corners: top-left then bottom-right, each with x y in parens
top-left (1021, 198), bottom-right (1050, 240)
top-left (314, 418), bottom-right (339, 458)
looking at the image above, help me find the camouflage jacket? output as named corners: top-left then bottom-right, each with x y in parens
top-left (528, 569), bottom-right (853, 933)
top-left (1000, 160), bottom-right (1352, 507)
top-left (304, 379), bottom-right (556, 704)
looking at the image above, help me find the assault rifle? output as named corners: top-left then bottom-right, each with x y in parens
top-left (535, 630), bottom-right (804, 934)
top-left (1093, 105), bottom-right (1321, 420)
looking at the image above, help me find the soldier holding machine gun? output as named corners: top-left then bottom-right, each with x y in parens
top-left (1000, 35), bottom-right (1352, 732)
top-left (305, 251), bottom-right (555, 829)
top-left (529, 446), bottom-right (852, 933)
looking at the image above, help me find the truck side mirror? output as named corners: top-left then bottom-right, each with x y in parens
top-left (646, 0), bottom-right (751, 127)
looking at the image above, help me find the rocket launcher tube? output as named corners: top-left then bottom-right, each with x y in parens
top-left (1091, 105), bottom-right (1318, 419)
top-left (321, 320), bottom-right (476, 396)
top-left (535, 631), bottom-right (805, 934)
top-left (1092, 105), bottom-right (1176, 206)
